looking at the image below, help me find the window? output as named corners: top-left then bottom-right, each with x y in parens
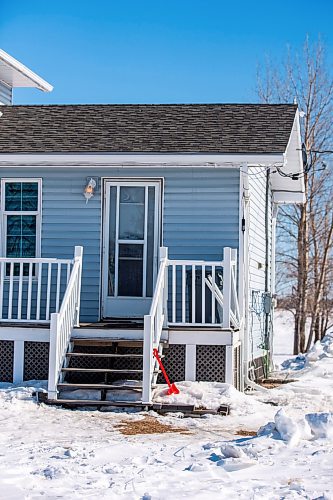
top-left (1, 179), bottom-right (41, 274)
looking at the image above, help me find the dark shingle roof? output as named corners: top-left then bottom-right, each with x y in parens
top-left (0, 104), bottom-right (297, 154)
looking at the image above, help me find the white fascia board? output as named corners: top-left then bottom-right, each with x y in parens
top-left (0, 49), bottom-right (53, 92)
top-left (270, 111), bottom-right (305, 203)
top-left (272, 190), bottom-right (306, 204)
top-left (0, 152), bottom-right (284, 167)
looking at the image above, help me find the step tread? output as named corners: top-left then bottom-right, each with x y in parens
top-left (61, 367), bottom-right (143, 373)
top-left (58, 383), bottom-right (143, 390)
top-left (66, 352), bottom-right (144, 358)
top-left (47, 399), bottom-right (146, 407)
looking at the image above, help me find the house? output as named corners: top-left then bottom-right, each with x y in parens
top-left (0, 50), bottom-right (305, 406)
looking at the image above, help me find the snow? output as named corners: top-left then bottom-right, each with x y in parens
top-left (1, 311), bottom-right (333, 498)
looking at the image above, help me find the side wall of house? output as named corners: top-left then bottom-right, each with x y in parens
top-left (247, 166), bottom-right (273, 377)
top-left (0, 166), bottom-right (240, 322)
top-left (0, 82), bottom-right (12, 105)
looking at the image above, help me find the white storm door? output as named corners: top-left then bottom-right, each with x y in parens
top-left (102, 180), bottom-right (160, 318)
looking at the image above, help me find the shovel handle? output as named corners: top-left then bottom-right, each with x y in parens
top-left (153, 348), bottom-right (171, 387)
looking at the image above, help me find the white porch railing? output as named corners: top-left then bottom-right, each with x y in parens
top-left (142, 247), bottom-right (168, 403)
top-left (0, 256), bottom-right (74, 323)
top-left (48, 246), bottom-right (83, 400)
top-left (142, 246), bottom-right (240, 403)
top-left (168, 247), bottom-right (240, 329)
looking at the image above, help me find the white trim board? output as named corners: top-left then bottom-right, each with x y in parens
top-left (168, 329), bottom-right (239, 345)
top-left (0, 327), bottom-right (49, 342)
top-left (0, 153), bottom-right (284, 166)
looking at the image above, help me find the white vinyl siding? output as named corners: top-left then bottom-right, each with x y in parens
top-left (247, 166), bottom-right (272, 360)
top-left (0, 81), bottom-right (12, 105)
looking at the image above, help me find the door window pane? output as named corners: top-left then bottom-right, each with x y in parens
top-left (119, 186), bottom-right (145, 240)
top-left (118, 244), bottom-right (143, 297)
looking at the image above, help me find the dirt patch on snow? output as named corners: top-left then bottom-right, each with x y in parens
top-left (259, 379), bottom-right (296, 389)
top-left (235, 429), bottom-right (257, 437)
top-left (115, 416), bottom-right (191, 436)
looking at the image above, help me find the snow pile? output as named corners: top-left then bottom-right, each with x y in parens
top-left (154, 380), bottom-right (240, 410)
top-left (1, 311), bottom-right (333, 497)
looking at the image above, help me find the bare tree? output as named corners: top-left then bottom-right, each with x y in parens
top-left (257, 38), bottom-right (333, 353)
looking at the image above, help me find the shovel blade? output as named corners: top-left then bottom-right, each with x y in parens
top-left (167, 383), bottom-right (180, 395)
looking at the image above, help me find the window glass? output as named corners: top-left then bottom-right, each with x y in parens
top-left (5, 182), bottom-right (38, 211)
top-left (3, 180), bottom-right (40, 276)
top-left (6, 215), bottom-right (36, 257)
top-left (119, 186), bottom-right (145, 240)
top-left (118, 244), bottom-right (143, 296)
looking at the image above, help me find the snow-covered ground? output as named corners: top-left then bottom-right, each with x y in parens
top-left (1, 310), bottom-right (333, 499)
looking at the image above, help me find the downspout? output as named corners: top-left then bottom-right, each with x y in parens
top-left (241, 165), bottom-right (268, 392)
top-left (270, 204), bottom-right (279, 355)
top-left (264, 168), bottom-right (271, 376)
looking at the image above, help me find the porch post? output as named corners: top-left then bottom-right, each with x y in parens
top-left (74, 246), bottom-right (83, 327)
top-left (223, 247), bottom-right (232, 328)
top-left (225, 344), bottom-right (234, 385)
top-left (48, 312), bottom-right (59, 400)
top-left (160, 247), bottom-right (168, 327)
top-left (142, 314), bottom-right (153, 404)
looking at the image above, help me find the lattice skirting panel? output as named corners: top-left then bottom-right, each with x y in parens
top-left (233, 344), bottom-right (242, 391)
top-left (24, 342), bottom-right (49, 381)
top-left (196, 345), bottom-right (226, 382)
top-left (0, 340), bottom-right (14, 382)
top-left (157, 344), bottom-right (186, 383)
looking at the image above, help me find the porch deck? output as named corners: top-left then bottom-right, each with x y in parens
top-left (0, 246), bottom-right (242, 404)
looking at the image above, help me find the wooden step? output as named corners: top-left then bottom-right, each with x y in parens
top-left (72, 339), bottom-right (144, 347)
top-left (66, 352), bottom-right (144, 359)
top-left (61, 367), bottom-right (143, 374)
top-left (37, 392), bottom-right (230, 415)
top-left (46, 399), bottom-right (146, 407)
top-left (58, 383), bottom-right (144, 391)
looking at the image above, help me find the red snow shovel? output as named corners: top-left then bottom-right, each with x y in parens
top-left (153, 348), bottom-right (180, 395)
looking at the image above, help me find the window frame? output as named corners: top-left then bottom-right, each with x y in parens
top-left (0, 178), bottom-right (42, 263)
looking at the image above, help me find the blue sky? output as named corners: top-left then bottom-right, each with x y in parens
top-left (1, 0), bottom-right (332, 105)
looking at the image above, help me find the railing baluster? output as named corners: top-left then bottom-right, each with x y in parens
top-left (212, 265), bottom-right (216, 323)
top-left (27, 262), bottom-right (33, 320)
top-left (17, 262), bottom-right (23, 320)
top-left (46, 263), bottom-right (52, 321)
top-left (8, 263), bottom-right (14, 320)
top-left (36, 263), bottom-right (42, 321)
top-left (172, 264), bottom-right (176, 323)
top-left (66, 262), bottom-right (71, 284)
top-left (182, 265), bottom-right (186, 323)
top-left (0, 261), bottom-right (4, 319)
top-left (191, 264), bottom-right (195, 324)
top-left (56, 262), bottom-right (61, 312)
top-left (201, 264), bottom-right (205, 324)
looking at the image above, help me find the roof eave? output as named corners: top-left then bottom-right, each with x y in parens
top-left (0, 49), bottom-right (53, 92)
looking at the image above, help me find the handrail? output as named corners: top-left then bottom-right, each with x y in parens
top-left (47, 246), bottom-right (83, 400)
top-left (142, 247), bottom-right (168, 404)
top-left (0, 257), bottom-right (73, 264)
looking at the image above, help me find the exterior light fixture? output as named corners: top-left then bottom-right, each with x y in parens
top-left (83, 177), bottom-right (97, 203)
